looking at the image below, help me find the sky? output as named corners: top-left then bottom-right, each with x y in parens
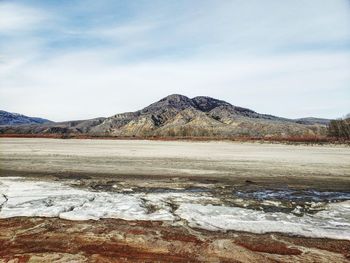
top-left (0, 0), bottom-right (349, 121)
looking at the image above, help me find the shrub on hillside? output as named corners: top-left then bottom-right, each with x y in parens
top-left (328, 118), bottom-right (350, 139)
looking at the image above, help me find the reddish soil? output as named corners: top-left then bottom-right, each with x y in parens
top-left (0, 217), bottom-right (349, 263)
top-left (0, 133), bottom-right (340, 144)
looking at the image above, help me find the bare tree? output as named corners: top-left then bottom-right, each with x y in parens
top-left (328, 116), bottom-right (350, 139)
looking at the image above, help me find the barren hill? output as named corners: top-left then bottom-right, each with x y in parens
top-left (0, 94), bottom-right (329, 138)
top-left (0, 110), bottom-right (51, 126)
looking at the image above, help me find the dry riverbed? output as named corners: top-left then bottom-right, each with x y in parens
top-left (0, 138), bottom-right (349, 262)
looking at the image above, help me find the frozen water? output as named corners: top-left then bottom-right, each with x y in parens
top-left (0, 177), bottom-right (349, 240)
top-left (176, 201), bottom-right (350, 240)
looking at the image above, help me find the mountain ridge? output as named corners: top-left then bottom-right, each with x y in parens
top-left (0, 110), bottom-right (52, 126)
top-left (0, 94), bottom-right (331, 138)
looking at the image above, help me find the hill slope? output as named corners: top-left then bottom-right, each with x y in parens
top-left (0, 110), bottom-right (52, 126)
top-left (0, 95), bottom-right (328, 138)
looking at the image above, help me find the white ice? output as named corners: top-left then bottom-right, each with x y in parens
top-left (0, 177), bottom-right (349, 240)
top-left (176, 202), bottom-right (350, 240)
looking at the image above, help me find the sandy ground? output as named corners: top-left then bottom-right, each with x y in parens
top-left (0, 138), bottom-right (349, 189)
top-left (0, 138), bottom-right (349, 262)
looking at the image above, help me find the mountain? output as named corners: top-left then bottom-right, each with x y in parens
top-left (294, 117), bottom-right (331, 126)
top-left (0, 110), bottom-right (52, 126)
top-left (0, 95), bottom-right (328, 138)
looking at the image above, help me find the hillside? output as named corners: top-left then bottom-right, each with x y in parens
top-left (0, 95), bottom-right (328, 138)
top-left (294, 117), bottom-right (331, 126)
top-left (0, 110), bottom-right (51, 126)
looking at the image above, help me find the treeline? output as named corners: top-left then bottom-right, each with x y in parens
top-left (328, 118), bottom-right (350, 139)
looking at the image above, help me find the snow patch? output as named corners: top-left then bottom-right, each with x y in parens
top-left (0, 177), bottom-right (349, 240)
top-left (176, 202), bottom-right (350, 240)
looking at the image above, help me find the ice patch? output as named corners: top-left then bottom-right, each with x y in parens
top-left (176, 202), bottom-right (350, 240)
top-left (59, 193), bottom-right (175, 221)
top-left (0, 177), bottom-right (349, 240)
top-left (236, 189), bottom-right (350, 203)
top-left (0, 177), bottom-right (175, 221)
top-left (0, 195), bottom-right (7, 207)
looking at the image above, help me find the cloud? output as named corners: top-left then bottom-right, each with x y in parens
top-left (0, 0), bottom-right (349, 120)
top-left (1, 47), bottom-right (349, 121)
top-left (0, 2), bottom-right (48, 33)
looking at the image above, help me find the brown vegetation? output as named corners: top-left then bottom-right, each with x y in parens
top-left (0, 133), bottom-right (339, 144)
top-left (328, 118), bottom-right (350, 140)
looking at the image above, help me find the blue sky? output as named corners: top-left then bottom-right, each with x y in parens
top-left (0, 0), bottom-right (349, 121)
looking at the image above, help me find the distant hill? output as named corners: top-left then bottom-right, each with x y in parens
top-left (294, 117), bottom-right (331, 126)
top-left (0, 95), bottom-right (328, 138)
top-left (0, 110), bottom-right (52, 126)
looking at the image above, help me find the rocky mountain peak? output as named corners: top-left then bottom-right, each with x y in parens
top-left (141, 94), bottom-right (237, 114)
top-left (141, 94), bottom-right (195, 113)
top-left (191, 96), bottom-right (232, 112)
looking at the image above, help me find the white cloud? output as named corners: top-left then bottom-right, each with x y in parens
top-left (0, 2), bottom-right (48, 32)
top-left (0, 0), bottom-right (349, 120)
top-left (1, 48), bottom-right (349, 121)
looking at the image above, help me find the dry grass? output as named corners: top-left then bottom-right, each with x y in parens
top-left (0, 133), bottom-right (348, 145)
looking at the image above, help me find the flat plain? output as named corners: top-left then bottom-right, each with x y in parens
top-left (1, 138), bottom-right (349, 188)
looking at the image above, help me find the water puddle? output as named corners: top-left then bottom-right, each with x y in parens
top-left (232, 188), bottom-right (350, 215)
top-left (235, 188), bottom-right (350, 202)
